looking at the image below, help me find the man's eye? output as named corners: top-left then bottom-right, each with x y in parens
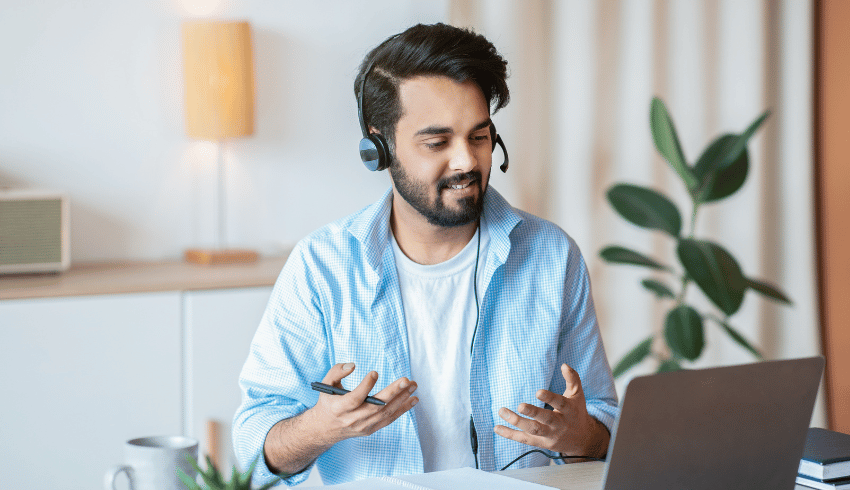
top-left (472, 134), bottom-right (490, 143)
top-left (425, 141), bottom-right (446, 149)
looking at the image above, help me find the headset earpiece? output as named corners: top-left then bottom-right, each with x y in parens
top-left (359, 133), bottom-right (390, 172)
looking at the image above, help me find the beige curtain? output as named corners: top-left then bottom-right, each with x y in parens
top-left (451, 0), bottom-right (825, 426)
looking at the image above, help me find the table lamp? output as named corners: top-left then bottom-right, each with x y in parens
top-left (182, 20), bottom-right (258, 265)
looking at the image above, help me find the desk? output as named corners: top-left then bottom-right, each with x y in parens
top-left (501, 462), bottom-right (811, 490)
top-left (501, 462), bottom-right (606, 490)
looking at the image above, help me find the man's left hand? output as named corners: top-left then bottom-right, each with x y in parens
top-left (494, 363), bottom-right (609, 458)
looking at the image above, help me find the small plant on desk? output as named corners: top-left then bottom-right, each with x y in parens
top-left (179, 454), bottom-right (285, 490)
top-left (601, 97), bottom-right (792, 377)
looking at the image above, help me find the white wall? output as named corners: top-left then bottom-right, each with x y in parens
top-left (0, 0), bottom-right (450, 262)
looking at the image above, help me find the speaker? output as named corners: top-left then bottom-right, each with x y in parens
top-left (0, 189), bottom-right (70, 274)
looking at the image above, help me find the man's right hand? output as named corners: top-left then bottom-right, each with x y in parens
top-left (263, 363), bottom-right (418, 476)
top-left (310, 363), bottom-right (419, 442)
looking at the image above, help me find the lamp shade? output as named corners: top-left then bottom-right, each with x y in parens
top-left (182, 21), bottom-right (255, 140)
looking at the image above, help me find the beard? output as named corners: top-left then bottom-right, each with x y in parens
top-left (388, 156), bottom-right (487, 228)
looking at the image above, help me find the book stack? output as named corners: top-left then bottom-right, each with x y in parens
top-left (797, 428), bottom-right (850, 489)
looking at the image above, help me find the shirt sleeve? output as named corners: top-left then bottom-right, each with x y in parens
top-left (232, 242), bottom-right (332, 487)
top-left (550, 236), bottom-right (620, 454)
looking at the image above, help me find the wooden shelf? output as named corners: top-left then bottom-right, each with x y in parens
top-left (0, 253), bottom-right (290, 300)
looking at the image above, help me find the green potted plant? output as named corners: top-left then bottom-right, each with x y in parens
top-left (179, 455), bottom-right (286, 490)
top-left (602, 97), bottom-right (792, 377)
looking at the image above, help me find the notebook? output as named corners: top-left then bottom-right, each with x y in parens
top-left (601, 356), bottom-right (824, 490)
top-left (326, 466), bottom-right (557, 489)
top-left (799, 427), bottom-right (850, 480)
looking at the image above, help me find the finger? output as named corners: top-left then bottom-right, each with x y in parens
top-left (537, 389), bottom-right (572, 414)
top-left (498, 407), bottom-right (550, 438)
top-left (379, 378), bottom-right (417, 406)
top-left (364, 379), bottom-right (418, 425)
top-left (373, 376), bottom-right (413, 401)
top-left (345, 370), bottom-right (379, 408)
top-left (561, 364), bottom-right (585, 400)
top-left (371, 384), bottom-right (419, 423)
top-left (493, 423), bottom-right (547, 449)
top-left (368, 395), bottom-right (419, 434)
top-left (517, 403), bottom-right (559, 427)
top-left (321, 363), bottom-right (357, 386)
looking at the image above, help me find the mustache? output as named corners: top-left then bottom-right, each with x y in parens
top-left (438, 171), bottom-right (482, 189)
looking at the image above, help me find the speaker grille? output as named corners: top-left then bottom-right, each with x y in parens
top-left (0, 199), bottom-right (62, 265)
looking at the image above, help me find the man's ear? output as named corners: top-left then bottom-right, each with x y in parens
top-left (369, 126), bottom-right (381, 136)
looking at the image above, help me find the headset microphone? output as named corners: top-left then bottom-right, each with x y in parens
top-left (357, 62), bottom-right (510, 173)
top-left (492, 129), bottom-right (509, 173)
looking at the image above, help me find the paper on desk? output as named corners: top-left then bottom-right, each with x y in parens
top-left (327, 466), bottom-right (559, 489)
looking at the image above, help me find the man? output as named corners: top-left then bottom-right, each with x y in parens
top-left (233, 23), bottom-right (618, 487)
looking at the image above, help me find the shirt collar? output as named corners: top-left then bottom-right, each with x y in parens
top-left (347, 186), bottom-right (522, 272)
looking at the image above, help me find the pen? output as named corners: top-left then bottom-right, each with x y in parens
top-left (310, 381), bottom-right (386, 406)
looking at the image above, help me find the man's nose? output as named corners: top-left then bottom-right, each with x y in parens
top-left (449, 140), bottom-right (477, 172)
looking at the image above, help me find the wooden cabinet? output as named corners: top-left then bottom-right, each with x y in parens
top-left (0, 292), bottom-right (183, 490)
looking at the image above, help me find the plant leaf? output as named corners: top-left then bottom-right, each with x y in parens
top-left (716, 111), bottom-right (769, 172)
top-left (237, 464), bottom-right (253, 488)
top-left (205, 455), bottom-right (225, 486)
top-left (607, 183), bottom-right (683, 236)
top-left (694, 111), bottom-right (768, 202)
top-left (197, 463), bottom-right (223, 489)
top-left (657, 358), bottom-right (682, 373)
top-left (641, 279), bottom-right (675, 299)
top-left (716, 319), bottom-right (764, 360)
top-left (664, 305), bottom-right (705, 361)
top-left (677, 239), bottom-right (747, 316)
top-left (745, 277), bottom-right (792, 304)
top-left (693, 134), bottom-right (750, 203)
top-left (612, 336), bottom-right (654, 378)
top-left (600, 245), bottom-right (670, 271)
top-left (178, 468), bottom-right (203, 490)
top-left (650, 97), bottom-right (697, 190)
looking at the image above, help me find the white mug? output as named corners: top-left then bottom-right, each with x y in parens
top-left (104, 435), bottom-right (199, 490)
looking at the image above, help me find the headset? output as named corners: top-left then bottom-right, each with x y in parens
top-left (357, 60), bottom-right (510, 173)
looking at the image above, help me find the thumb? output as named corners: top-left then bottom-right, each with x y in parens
top-left (562, 364), bottom-right (585, 400)
top-left (322, 363), bottom-right (356, 387)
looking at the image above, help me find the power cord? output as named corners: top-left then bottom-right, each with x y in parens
top-left (499, 449), bottom-right (605, 471)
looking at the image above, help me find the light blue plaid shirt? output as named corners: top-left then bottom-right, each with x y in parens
top-left (233, 187), bottom-right (619, 487)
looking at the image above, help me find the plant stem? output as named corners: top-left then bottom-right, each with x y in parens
top-left (676, 275), bottom-right (690, 304)
top-left (689, 200), bottom-right (700, 238)
top-left (677, 198), bottom-right (700, 305)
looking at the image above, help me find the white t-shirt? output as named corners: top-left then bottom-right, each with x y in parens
top-left (390, 222), bottom-right (490, 472)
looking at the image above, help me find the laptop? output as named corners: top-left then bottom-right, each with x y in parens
top-left (601, 356), bottom-right (824, 490)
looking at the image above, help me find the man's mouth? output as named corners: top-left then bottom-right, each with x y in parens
top-left (442, 173), bottom-right (480, 191)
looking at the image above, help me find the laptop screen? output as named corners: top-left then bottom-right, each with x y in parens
top-left (602, 357), bottom-right (824, 490)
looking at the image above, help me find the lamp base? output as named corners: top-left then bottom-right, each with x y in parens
top-left (184, 248), bottom-right (259, 265)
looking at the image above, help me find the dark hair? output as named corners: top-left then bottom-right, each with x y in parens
top-left (354, 23), bottom-right (509, 151)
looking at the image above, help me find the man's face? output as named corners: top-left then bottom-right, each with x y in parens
top-left (388, 76), bottom-right (493, 228)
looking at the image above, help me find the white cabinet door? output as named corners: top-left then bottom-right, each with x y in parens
top-left (185, 286), bottom-right (323, 486)
top-left (0, 292), bottom-right (183, 490)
